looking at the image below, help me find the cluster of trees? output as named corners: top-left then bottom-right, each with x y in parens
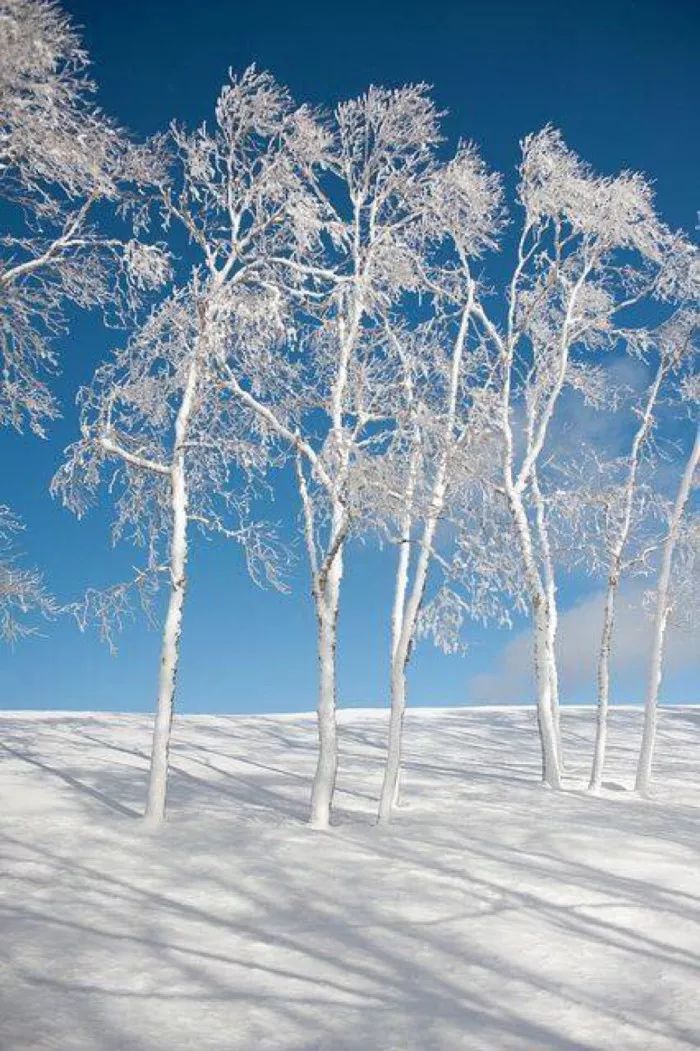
top-left (2, 0), bottom-right (698, 827)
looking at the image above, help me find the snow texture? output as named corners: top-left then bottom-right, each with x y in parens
top-left (0, 705), bottom-right (698, 1050)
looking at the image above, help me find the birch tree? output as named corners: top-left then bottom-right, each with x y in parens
top-left (584, 350), bottom-right (675, 791)
top-left (374, 358), bottom-right (509, 821)
top-left (52, 289), bottom-right (282, 823)
top-left (636, 369), bottom-right (699, 794)
top-left (465, 128), bottom-right (695, 788)
top-left (289, 86), bottom-right (448, 829)
top-left (204, 80), bottom-right (450, 827)
top-left (124, 67), bottom-right (341, 826)
top-left (374, 146), bottom-right (505, 822)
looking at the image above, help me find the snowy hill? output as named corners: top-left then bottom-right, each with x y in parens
top-left (0, 706), bottom-right (698, 1050)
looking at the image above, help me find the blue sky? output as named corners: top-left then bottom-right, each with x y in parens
top-left (1, 0), bottom-right (698, 713)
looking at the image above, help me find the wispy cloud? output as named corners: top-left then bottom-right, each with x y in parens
top-left (467, 580), bottom-right (698, 704)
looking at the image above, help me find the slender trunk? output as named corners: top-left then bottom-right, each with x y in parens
top-left (547, 609), bottom-right (562, 766)
top-left (508, 485), bottom-right (562, 788)
top-left (378, 298), bottom-right (472, 823)
top-left (635, 424), bottom-right (700, 794)
top-left (384, 530), bottom-right (413, 814)
top-left (512, 488), bottom-right (562, 784)
top-left (589, 577), bottom-right (616, 792)
top-left (634, 602), bottom-right (669, 796)
top-left (379, 439), bottom-right (419, 822)
top-left (143, 358), bottom-right (199, 825)
top-left (532, 471), bottom-right (563, 768)
top-left (143, 504), bottom-right (187, 824)
top-left (378, 497), bottom-right (443, 822)
top-left (532, 593), bottom-right (561, 787)
top-left (307, 284), bottom-right (360, 829)
top-left (309, 594), bottom-right (340, 828)
top-left (496, 262), bottom-right (591, 784)
top-left (378, 564), bottom-right (414, 824)
top-left (309, 505), bottom-right (344, 829)
top-left (378, 636), bottom-right (410, 824)
top-left (590, 361), bottom-right (665, 793)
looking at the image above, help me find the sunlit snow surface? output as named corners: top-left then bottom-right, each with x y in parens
top-left (0, 706), bottom-right (698, 1050)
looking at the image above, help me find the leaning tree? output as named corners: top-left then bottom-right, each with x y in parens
top-left (53, 288), bottom-right (283, 823)
top-left (372, 142), bottom-right (506, 822)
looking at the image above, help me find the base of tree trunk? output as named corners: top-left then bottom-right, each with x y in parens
top-left (308, 816), bottom-right (331, 831)
top-left (142, 810), bottom-right (165, 829)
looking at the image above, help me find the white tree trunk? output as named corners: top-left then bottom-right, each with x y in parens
top-left (532, 592), bottom-right (562, 787)
top-left (378, 542), bottom-right (413, 825)
top-left (547, 605), bottom-right (562, 766)
top-left (590, 362), bottom-right (665, 793)
top-left (378, 442), bottom-right (419, 822)
top-left (143, 357), bottom-right (199, 825)
top-left (143, 460), bottom-right (188, 824)
top-left (309, 596), bottom-right (340, 828)
top-left (378, 299), bottom-right (472, 823)
top-left (508, 486), bottom-right (562, 788)
top-left (383, 528), bottom-right (413, 816)
top-left (307, 287), bottom-right (361, 829)
top-left (589, 577), bottom-right (616, 792)
top-left (635, 424), bottom-right (700, 794)
top-left (378, 485), bottom-right (447, 821)
top-left (531, 470), bottom-right (563, 768)
top-left (496, 263), bottom-right (591, 785)
top-left (379, 636), bottom-right (410, 824)
top-left (309, 506), bottom-right (344, 829)
top-left (144, 518), bottom-right (187, 824)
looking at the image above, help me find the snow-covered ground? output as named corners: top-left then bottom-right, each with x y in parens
top-left (0, 705), bottom-right (698, 1051)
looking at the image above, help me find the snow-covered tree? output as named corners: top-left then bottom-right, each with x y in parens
top-left (583, 323), bottom-right (695, 791)
top-left (52, 65), bottom-right (329, 824)
top-left (285, 85), bottom-right (449, 828)
top-left (52, 288), bottom-right (283, 823)
top-left (206, 79), bottom-right (452, 827)
top-left (127, 66), bottom-right (342, 826)
top-left (464, 128), bottom-right (696, 788)
top-left (373, 145), bottom-right (505, 823)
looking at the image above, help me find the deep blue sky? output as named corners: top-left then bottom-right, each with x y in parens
top-left (1, 0), bottom-right (698, 713)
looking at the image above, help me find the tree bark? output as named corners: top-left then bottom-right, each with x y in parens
top-left (378, 635), bottom-right (410, 824)
top-left (590, 361), bottom-right (665, 793)
top-left (143, 357), bottom-right (199, 825)
top-left (589, 578), bottom-right (616, 792)
top-left (532, 592), bottom-right (562, 787)
top-left (635, 424), bottom-right (699, 794)
top-left (547, 608), bottom-right (563, 766)
top-left (381, 530), bottom-right (412, 818)
top-left (309, 508), bottom-right (344, 829)
top-left (531, 470), bottom-right (563, 768)
top-left (378, 486), bottom-right (446, 822)
top-left (378, 298), bottom-right (472, 823)
top-left (508, 485), bottom-right (562, 788)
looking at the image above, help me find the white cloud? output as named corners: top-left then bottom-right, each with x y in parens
top-left (467, 580), bottom-right (699, 704)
